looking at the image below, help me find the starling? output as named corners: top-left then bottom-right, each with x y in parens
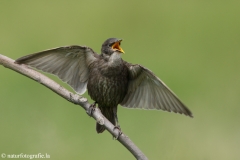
top-left (15, 38), bottom-right (193, 133)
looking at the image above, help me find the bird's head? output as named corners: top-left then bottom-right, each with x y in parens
top-left (101, 38), bottom-right (125, 61)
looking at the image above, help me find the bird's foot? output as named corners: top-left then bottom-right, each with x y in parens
top-left (113, 126), bottom-right (122, 140)
top-left (87, 101), bottom-right (97, 116)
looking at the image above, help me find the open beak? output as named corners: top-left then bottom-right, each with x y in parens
top-left (112, 40), bottom-right (125, 53)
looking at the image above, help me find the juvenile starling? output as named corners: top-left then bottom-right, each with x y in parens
top-left (15, 38), bottom-right (193, 133)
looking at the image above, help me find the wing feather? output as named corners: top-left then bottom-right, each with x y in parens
top-left (15, 45), bottom-right (98, 95)
top-left (121, 63), bottom-right (193, 117)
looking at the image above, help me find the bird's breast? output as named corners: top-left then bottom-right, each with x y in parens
top-left (87, 63), bottom-right (129, 107)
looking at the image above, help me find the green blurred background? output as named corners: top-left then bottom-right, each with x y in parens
top-left (0, 1), bottom-right (240, 160)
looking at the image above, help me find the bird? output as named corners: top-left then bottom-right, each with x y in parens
top-left (15, 38), bottom-right (193, 134)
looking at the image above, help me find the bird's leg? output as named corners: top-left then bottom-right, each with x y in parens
top-left (112, 106), bottom-right (122, 139)
top-left (87, 101), bottom-right (97, 116)
top-left (113, 126), bottom-right (122, 140)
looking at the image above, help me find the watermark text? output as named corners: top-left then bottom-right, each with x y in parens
top-left (1, 153), bottom-right (50, 159)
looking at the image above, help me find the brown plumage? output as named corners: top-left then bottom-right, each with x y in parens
top-left (15, 38), bottom-right (193, 133)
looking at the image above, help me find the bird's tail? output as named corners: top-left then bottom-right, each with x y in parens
top-left (96, 106), bottom-right (116, 133)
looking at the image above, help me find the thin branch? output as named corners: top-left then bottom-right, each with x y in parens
top-left (0, 54), bottom-right (148, 160)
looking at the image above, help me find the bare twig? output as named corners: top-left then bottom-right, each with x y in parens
top-left (0, 54), bottom-right (148, 160)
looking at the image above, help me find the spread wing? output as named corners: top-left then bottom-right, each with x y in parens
top-left (15, 45), bottom-right (99, 95)
top-left (121, 63), bottom-right (193, 117)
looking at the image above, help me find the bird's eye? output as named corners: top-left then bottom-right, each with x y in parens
top-left (109, 43), bottom-right (114, 47)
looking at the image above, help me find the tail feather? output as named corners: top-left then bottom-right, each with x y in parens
top-left (96, 106), bottom-right (116, 133)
